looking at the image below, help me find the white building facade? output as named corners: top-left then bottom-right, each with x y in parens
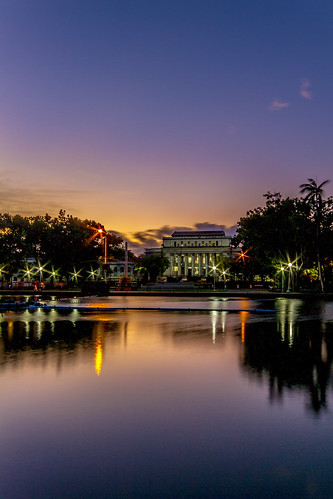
top-left (163, 230), bottom-right (232, 278)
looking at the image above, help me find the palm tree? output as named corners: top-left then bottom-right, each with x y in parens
top-left (299, 178), bottom-right (330, 291)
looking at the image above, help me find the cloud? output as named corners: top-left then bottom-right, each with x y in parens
top-left (268, 99), bottom-right (290, 111)
top-left (117, 223), bottom-right (237, 252)
top-left (0, 172), bottom-right (89, 217)
top-left (300, 78), bottom-right (312, 99)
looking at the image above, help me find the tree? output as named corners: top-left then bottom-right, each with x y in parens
top-left (234, 192), bottom-right (314, 286)
top-left (136, 254), bottom-right (170, 282)
top-left (0, 214), bottom-right (30, 280)
top-left (299, 178), bottom-right (330, 291)
top-left (0, 211), bottom-right (110, 283)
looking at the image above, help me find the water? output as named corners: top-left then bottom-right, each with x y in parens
top-left (1, 297), bottom-right (333, 498)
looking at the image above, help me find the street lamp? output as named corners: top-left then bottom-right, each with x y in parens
top-left (222, 270), bottom-right (227, 290)
top-left (98, 228), bottom-right (108, 265)
top-left (280, 266), bottom-right (285, 292)
top-left (212, 266), bottom-right (217, 291)
top-left (287, 262), bottom-right (293, 292)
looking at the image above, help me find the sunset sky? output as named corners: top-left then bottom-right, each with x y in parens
top-left (1, 1), bottom-right (332, 249)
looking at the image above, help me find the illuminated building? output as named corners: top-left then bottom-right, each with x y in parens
top-left (162, 230), bottom-right (232, 278)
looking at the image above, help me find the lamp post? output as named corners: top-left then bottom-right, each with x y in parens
top-left (222, 270), bottom-right (227, 289)
top-left (98, 228), bottom-right (108, 283)
top-left (280, 266), bottom-right (285, 292)
top-left (287, 262), bottom-right (293, 292)
top-left (213, 266), bottom-right (217, 291)
top-left (98, 228), bottom-right (107, 265)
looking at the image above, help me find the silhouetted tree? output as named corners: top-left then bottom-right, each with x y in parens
top-left (300, 178), bottom-right (330, 291)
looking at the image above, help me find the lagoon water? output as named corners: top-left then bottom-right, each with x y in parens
top-left (1, 296), bottom-right (333, 498)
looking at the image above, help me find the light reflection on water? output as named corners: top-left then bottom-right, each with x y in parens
top-left (0, 298), bottom-right (333, 498)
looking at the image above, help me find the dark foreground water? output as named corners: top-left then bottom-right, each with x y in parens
top-left (1, 297), bottom-right (333, 498)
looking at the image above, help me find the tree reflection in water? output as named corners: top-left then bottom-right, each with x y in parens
top-left (0, 319), bottom-right (121, 374)
top-left (241, 317), bottom-right (333, 415)
top-left (2, 303), bottom-right (333, 416)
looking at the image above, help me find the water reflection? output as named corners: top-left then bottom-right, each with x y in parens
top-left (1, 303), bottom-right (333, 497)
top-left (240, 310), bottom-right (249, 343)
top-left (94, 333), bottom-right (103, 376)
top-left (241, 318), bottom-right (333, 414)
top-left (0, 319), bottom-right (121, 376)
top-left (1, 303), bottom-right (333, 416)
top-left (211, 310), bottom-right (218, 343)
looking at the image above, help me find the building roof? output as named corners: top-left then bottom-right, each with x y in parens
top-left (170, 230), bottom-right (226, 237)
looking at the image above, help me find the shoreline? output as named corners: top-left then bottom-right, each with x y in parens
top-left (1, 289), bottom-right (333, 300)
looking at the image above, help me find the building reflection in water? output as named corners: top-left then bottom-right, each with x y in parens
top-left (210, 310), bottom-right (228, 343)
top-left (211, 311), bottom-right (218, 344)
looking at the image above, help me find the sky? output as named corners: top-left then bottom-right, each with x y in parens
top-left (0, 0), bottom-right (332, 250)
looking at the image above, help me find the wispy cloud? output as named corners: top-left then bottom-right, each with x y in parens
top-left (300, 78), bottom-right (312, 99)
top-left (0, 172), bottom-right (89, 217)
top-left (117, 223), bottom-right (237, 252)
top-left (268, 99), bottom-right (290, 111)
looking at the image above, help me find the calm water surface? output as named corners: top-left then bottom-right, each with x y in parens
top-left (1, 297), bottom-right (333, 498)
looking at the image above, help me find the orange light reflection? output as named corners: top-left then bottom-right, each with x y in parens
top-left (240, 311), bottom-right (249, 343)
top-left (95, 337), bottom-right (103, 376)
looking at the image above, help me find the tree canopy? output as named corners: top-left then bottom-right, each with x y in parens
top-left (234, 183), bottom-right (333, 290)
top-left (0, 211), bottom-right (125, 283)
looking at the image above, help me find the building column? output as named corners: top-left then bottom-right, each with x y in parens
top-left (198, 253), bottom-right (202, 276)
top-left (170, 254), bottom-right (174, 276)
top-left (192, 253), bottom-right (196, 275)
top-left (184, 254), bottom-right (188, 276)
top-left (178, 254), bottom-right (182, 276)
top-left (205, 253), bottom-right (209, 276)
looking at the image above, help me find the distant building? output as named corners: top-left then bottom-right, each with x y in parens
top-left (162, 230), bottom-right (232, 278)
top-left (103, 260), bottom-right (135, 281)
top-left (144, 248), bottom-right (162, 256)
